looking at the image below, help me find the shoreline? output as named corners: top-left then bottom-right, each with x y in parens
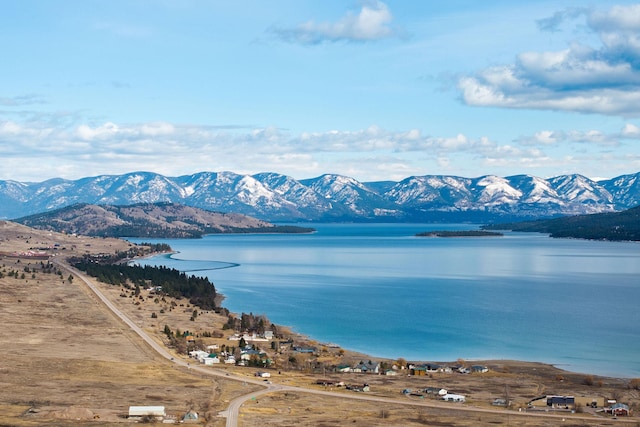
top-left (134, 248), bottom-right (636, 381)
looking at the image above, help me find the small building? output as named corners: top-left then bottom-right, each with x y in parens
top-left (182, 410), bottom-right (199, 423)
top-left (203, 354), bottom-right (220, 365)
top-left (611, 403), bottom-right (630, 416)
top-left (442, 393), bottom-right (465, 402)
top-left (547, 395), bottom-right (575, 409)
top-left (471, 365), bottom-right (489, 373)
top-left (128, 406), bottom-right (166, 420)
top-left (353, 360), bottom-right (380, 374)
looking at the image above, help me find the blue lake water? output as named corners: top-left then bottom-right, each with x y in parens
top-left (129, 223), bottom-right (640, 378)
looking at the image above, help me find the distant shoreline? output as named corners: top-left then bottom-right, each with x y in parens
top-left (416, 230), bottom-right (503, 237)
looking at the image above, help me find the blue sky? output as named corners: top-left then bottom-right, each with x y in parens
top-left (1, 1), bottom-right (640, 183)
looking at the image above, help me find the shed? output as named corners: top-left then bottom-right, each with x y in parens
top-left (182, 410), bottom-right (199, 423)
top-left (128, 406), bottom-right (166, 420)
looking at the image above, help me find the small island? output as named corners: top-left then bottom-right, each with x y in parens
top-left (416, 230), bottom-right (503, 237)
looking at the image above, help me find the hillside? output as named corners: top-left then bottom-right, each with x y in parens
top-left (482, 205), bottom-right (640, 241)
top-left (14, 202), bottom-right (314, 238)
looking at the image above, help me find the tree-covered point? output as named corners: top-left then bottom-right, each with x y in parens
top-left (73, 260), bottom-right (218, 311)
top-left (137, 242), bottom-right (172, 252)
top-left (221, 225), bottom-right (316, 234)
top-left (482, 205), bottom-right (640, 241)
top-left (416, 230), bottom-right (503, 237)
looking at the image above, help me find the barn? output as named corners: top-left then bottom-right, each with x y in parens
top-left (128, 406), bottom-right (166, 420)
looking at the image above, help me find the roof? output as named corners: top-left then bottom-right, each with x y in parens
top-left (612, 403), bottom-right (629, 410)
top-left (128, 406), bottom-right (166, 416)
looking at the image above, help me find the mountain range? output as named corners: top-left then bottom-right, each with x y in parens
top-left (1, 171), bottom-right (639, 222)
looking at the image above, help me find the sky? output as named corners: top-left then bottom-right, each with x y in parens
top-left (2, 0), bottom-right (640, 183)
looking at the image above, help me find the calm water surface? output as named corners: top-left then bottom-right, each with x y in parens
top-left (131, 223), bottom-right (640, 377)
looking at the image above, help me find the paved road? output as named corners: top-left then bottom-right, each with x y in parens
top-left (56, 259), bottom-right (634, 427)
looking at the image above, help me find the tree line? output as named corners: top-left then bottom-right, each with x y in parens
top-left (73, 259), bottom-right (219, 311)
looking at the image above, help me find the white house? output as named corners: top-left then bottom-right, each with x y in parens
top-left (189, 350), bottom-right (208, 361)
top-left (442, 394), bottom-right (466, 402)
top-left (203, 355), bottom-right (220, 365)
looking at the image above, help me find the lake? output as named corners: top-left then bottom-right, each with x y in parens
top-left (129, 223), bottom-right (640, 378)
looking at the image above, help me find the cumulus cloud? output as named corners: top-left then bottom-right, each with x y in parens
top-left (459, 4), bottom-right (640, 117)
top-left (270, 1), bottom-right (397, 44)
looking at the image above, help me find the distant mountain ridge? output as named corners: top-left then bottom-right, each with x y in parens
top-left (14, 202), bottom-right (314, 238)
top-left (1, 170), bottom-right (639, 222)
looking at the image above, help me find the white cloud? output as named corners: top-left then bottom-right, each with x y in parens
top-left (459, 4), bottom-right (640, 117)
top-left (270, 1), bottom-right (397, 44)
top-left (517, 123), bottom-right (640, 147)
top-left (622, 123), bottom-right (640, 137)
top-left (2, 114), bottom-right (638, 182)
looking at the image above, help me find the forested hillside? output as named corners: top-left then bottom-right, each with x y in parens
top-left (482, 205), bottom-right (640, 241)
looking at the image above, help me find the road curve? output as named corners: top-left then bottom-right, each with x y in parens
top-left (55, 259), bottom-right (634, 427)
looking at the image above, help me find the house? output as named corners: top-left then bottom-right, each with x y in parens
top-left (471, 365), bottom-right (489, 373)
top-left (410, 363), bottom-right (447, 375)
top-left (128, 406), bottom-right (166, 420)
top-left (611, 403), bottom-right (630, 416)
top-left (203, 354), bottom-right (220, 365)
top-left (240, 348), bottom-right (264, 361)
top-left (255, 371), bottom-right (271, 378)
top-left (410, 366), bottom-right (427, 376)
top-left (442, 393), bottom-right (465, 402)
top-left (353, 360), bottom-right (380, 374)
top-left (546, 395), bottom-right (575, 409)
top-left (337, 364), bottom-right (352, 373)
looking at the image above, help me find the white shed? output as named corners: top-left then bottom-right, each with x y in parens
top-left (128, 406), bottom-right (166, 419)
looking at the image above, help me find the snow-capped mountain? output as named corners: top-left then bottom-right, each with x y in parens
top-left (1, 170), bottom-right (639, 222)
